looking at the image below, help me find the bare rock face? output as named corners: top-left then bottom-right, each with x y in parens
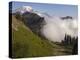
top-left (61, 16), bottom-right (73, 20)
top-left (22, 12), bottom-right (45, 35)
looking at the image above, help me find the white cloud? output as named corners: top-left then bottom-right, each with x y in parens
top-left (40, 14), bottom-right (78, 42)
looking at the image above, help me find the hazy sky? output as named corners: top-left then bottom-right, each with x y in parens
top-left (11, 1), bottom-right (78, 18)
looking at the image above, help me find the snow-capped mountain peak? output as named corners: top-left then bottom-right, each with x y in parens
top-left (15, 6), bottom-right (33, 14)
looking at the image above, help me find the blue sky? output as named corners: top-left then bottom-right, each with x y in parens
top-left (11, 1), bottom-right (78, 18)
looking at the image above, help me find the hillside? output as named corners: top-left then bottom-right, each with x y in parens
top-left (12, 15), bottom-right (72, 58)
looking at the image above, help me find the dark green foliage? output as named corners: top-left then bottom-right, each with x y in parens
top-left (61, 35), bottom-right (78, 55)
top-left (72, 37), bottom-right (78, 55)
